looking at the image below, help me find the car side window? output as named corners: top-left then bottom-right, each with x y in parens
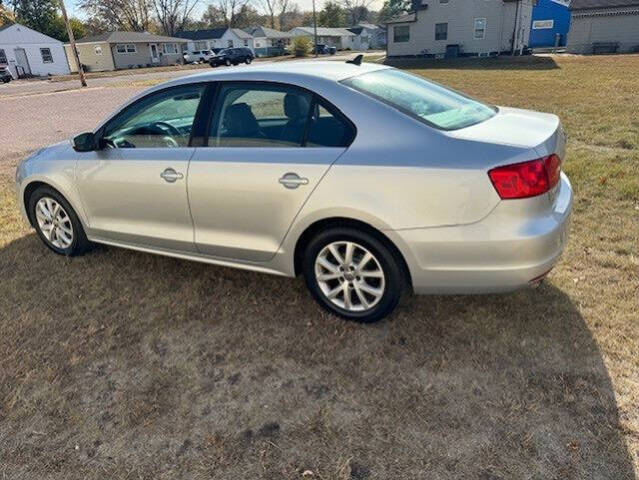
top-left (209, 83), bottom-right (313, 148)
top-left (103, 84), bottom-right (205, 149)
top-left (306, 102), bottom-right (355, 148)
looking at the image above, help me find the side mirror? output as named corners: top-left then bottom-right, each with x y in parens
top-left (72, 132), bottom-right (98, 152)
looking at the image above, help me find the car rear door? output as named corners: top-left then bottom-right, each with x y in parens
top-left (75, 83), bottom-right (207, 252)
top-left (187, 81), bottom-right (355, 262)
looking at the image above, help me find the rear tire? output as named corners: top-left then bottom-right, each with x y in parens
top-left (225, 59), bottom-right (232, 66)
top-left (28, 186), bottom-right (92, 256)
top-left (302, 227), bottom-right (405, 323)
top-left (245, 57), bottom-right (252, 64)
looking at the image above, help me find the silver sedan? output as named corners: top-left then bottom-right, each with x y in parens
top-left (15, 60), bottom-right (572, 322)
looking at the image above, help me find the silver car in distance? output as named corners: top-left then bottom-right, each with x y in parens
top-left (15, 60), bottom-right (572, 322)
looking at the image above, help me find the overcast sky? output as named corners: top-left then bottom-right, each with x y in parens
top-left (67, 0), bottom-right (385, 20)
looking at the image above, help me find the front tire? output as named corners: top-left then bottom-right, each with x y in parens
top-left (28, 186), bottom-right (91, 256)
top-left (302, 227), bottom-right (405, 323)
top-left (225, 59), bottom-right (232, 66)
top-left (245, 57), bottom-right (252, 64)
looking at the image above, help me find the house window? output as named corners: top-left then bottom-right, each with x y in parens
top-left (0, 48), bottom-right (7, 64)
top-left (163, 43), bottom-right (178, 54)
top-left (94, 45), bottom-right (103, 55)
top-left (393, 25), bottom-right (410, 43)
top-left (435, 22), bottom-right (448, 41)
top-left (227, 39), bottom-right (234, 47)
top-left (195, 41), bottom-right (208, 50)
top-left (474, 18), bottom-right (486, 39)
top-left (116, 44), bottom-right (137, 54)
top-left (40, 48), bottom-right (53, 63)
top-left (440, 0), bottom-right (449, 3)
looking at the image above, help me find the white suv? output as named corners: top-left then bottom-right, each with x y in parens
top-left (183, 50), bottom-right (214, 63)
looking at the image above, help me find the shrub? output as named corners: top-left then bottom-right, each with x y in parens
top-left (292, 36), bottom-right (312, 57)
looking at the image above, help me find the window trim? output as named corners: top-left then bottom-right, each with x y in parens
top-left (201, 80), bottom-right (357, 149)
top-left (435, 22), bottom-right (448, 41)
top-left (474, 17), bottom-right (487, 39)
top-left (40, 47), bottom-right (54, 63)
top-left (116, 43), bottom-right (137, 54)
top-left (98, 82), bottom-right (211, 149)
top-left (393, 25), bottom-right (410, 43)
top-left (163, 43), bottom-right (178, 54)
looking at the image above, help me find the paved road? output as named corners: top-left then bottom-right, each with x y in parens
top-left (0, 52), bottom-right (383, 174)
top-left (0, 50), bottom-right (381, 98)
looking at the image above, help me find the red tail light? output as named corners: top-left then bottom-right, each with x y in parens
top-left (488, 154), bottom-right (561, 199)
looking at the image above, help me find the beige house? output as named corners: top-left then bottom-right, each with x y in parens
top-left (65, 31), bottom-right (187, 73)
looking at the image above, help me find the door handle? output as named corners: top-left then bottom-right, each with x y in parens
top-left (160, 168), bottom-right (184, 183)
top-left (279, 172), bottom-right (309, 189)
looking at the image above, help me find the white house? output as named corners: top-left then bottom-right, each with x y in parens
top-left (244, 26), bottom-right (291, 56)
top-left (176, 28), bottom-right (254, 53)
top-left (567, 0), bottom-right (639, 54)
top-left (385, 0), bottom-right (533, 58)
top-left (348, 23), bottom-right (387, 49)
top-left (0, 23), bottom-right (70, 79)
top-left (289, 27), bottom-right (357, 50)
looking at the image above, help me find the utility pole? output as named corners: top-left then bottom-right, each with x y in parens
top-left (59, 0), bottom-right (86, 87)
top-left (312, 0), bottom-right (318, 57)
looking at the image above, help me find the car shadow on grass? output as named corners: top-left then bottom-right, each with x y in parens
top-left (0, 234), bottom-right (635, 479)
top-left (385, 55), bottom-right (561, 71)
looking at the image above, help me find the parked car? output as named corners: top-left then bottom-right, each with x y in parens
top-left (210, 48), bottom-right (255, 67)
top-left (15, 61), bottom-right (572, 323)
top-left (183, 50), bottom-right (214, 63)
top-left (0, 67), bottom-right (12, 83)
top-left (313, 44), bottom-right (337, 55)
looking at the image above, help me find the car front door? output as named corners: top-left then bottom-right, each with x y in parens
top-left (76, 83), bottom-right (207, 252)
top-left (188, 81), bottom-right (355, 262)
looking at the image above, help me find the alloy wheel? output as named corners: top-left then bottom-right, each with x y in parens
top-left (35, 197), bottom-right (74, 249)
top-left (314, 241), bottom-right (385, 312)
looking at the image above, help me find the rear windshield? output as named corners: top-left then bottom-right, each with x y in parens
top-left (341, 69), bottom-right (496, 131)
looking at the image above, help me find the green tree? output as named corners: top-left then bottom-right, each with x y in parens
top-left (12, 0), bottom-right (58, 36)
top-left (48, 16), bottom-right (88, 41)
top-left (318, 1), bottom-right (345, 27)
top-left (377, 0), bottom-right (409, 24)
top-left (291, 35), bottom-right (311, 57)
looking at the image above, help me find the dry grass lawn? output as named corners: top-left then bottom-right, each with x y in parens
top-left (0, 54), bottom-right (637, 479)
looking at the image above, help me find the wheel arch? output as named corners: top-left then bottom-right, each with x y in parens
top-left (23, 180), bottom-right (86, 230)
top-left (293, 216), bottom-right (413, 288)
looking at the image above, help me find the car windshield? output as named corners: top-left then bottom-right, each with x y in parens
top-left (341, 68), bottom-right (496, 131)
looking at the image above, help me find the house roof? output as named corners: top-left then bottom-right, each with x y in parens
top-left (0, 22), bottom-right (65, 43)
top-left (230, 28), bottom-right (253, 39)
top-left (357, 23), bottom-right (381, 30)
top-left (570, 0), bottom-right (639, 8)
top-left (176, 28), bottom-right (227, 40)
top-left (292, 26), bottom-right (356, 37)
top-left (75, 31), bottom-right (187, 44)
top-left (176, 27), bottom-right (254, 41)
top-left (348, 27), bottom-right (364, 35)
top-left (245, 26), bottom-right (291, 38)
top-left (384, 12), bottom-right (417, 24)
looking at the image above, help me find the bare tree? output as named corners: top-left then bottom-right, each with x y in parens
top-left (337, 0), bottom-right (374, 25)
top-left (215, 0), bottom-right (251, 27)
top-left (152, 0), bottom-right (200, 35)
top-left (259, 0), bottom-right (276, 28)
top-left (276, 0), bottom-right (292, 30)
top-left (79, 0), bottom-right (152, 31)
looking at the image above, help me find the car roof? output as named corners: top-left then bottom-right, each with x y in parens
top-left (167, 61), bottom-right (389, 86)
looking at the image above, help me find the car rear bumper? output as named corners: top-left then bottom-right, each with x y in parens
top-left (390, 173), bottom-right (573, 294)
